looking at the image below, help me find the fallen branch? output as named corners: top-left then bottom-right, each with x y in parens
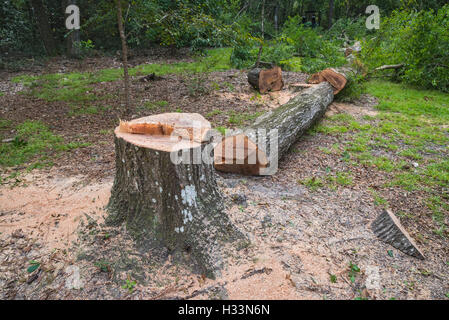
top-left (374, 64), bottom-right (405, 71)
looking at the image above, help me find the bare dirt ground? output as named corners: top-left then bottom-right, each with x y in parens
top-left (0, 54), bottom-right (447, 300)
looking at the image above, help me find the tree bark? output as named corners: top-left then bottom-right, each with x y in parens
top-left (255, 0), bottom-right (265, 68)
top-left (328, 0), bottom-right (335, 29)
top-left (214, 82), bottom-right (334, 175)
top-left (371, 210), bottom-right (425, 259)
top-left (115, 0), bottom-right (131, 114)
top-left (107, 113), bottom-right (246, 278)
top-left (30, 0), bottom-right (57, 55)
top-left (65, 0), bottom-right (80, 57)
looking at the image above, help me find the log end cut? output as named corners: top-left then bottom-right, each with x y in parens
top-left (308, 68), bottom-right (348, 94)
top-left (248, 66), bottom-right (284, 94)
top-left (214, 134), bottom-right (268, 176)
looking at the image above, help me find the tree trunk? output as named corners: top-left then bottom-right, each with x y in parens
top-left (107, 113), bottom-right (246, 278)
top-left (30, 0), bottom-right (57, 55)
top-left (274, 3), bottom-right (279, 35)
top-left (255, 0), bottom-right (265, 68)
top-left (248, 66), bottom-right (284, 94)
top-left (115, 0), bottom-right (131, 114)
top-left (65, 0), bottom-right (80, 57)
top-left (214, 82), bottom-right (334, 175)
top-left (328, 0), bottom-right (335, 29)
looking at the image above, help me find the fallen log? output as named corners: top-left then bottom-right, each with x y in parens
top-left (107, 113), bottom-right (245, 278)
top-left (214, 82), bottom-right (334, 175)
top-left (247, 66), bottom-right (284, 94)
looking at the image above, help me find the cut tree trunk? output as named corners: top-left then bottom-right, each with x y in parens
top-left (308, 67), bottom-right (350, 94)
top-left (107, 113), bottom-right (245, 278)
top-left (214, 82), bottom-right (334, 175)
top-left (248, 66), bottom-right (284, 94)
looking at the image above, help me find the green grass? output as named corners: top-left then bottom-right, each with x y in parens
top-left (138, 100), bottom-right (169, 112)
top-left (0, 120), bottom-right (89, 172)
top-left (310, 80), bottom-right (448, 233)
top-left (299, 177), bottom-right (325, 191)
top-left (227, 110), bottom-right (264, 126)
top-left (12, 48), bottom-right (232, 103)
top-left (329, 81), bottom-right (449, 191)
top-left (299, 171), bottom-right (354, 191)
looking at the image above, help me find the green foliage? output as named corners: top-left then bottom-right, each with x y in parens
top-left (230, 15), bottom-right (346, 73)
top-left (27, 260), bottom-right (40, 273)
top-left (122, 278), bottom-right (137, 293)
top-left (337, 71), bottom-right (367, 102)
top-left (258, 42), bottom-right (296, 69)
top-left (325, 17), bottom-right (369, 43)
top-left (361, 5), bottom-right (449, 92)
top-left (281, 16), bottom-right (346, 73)
top-left (75, 39), bottom-right (96, 57)
top-left (348, 262), bottom-right (360, 283)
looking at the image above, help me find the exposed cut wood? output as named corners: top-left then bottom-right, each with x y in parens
top-left (214, 82), bottom-right (334, 175)
top-left (108, 113), bottom-right (245, 278)
top-left (117, 113), bottom-right (211, 147)
top-left (308, 68), bottom-right (348, 94)
top-left (289, 83), bottom-right (318, 93)
top-left (214, 134), bottom-right (268, 176)
top-left (247, 66), bottom-right (284, 94)
top-left (371, 209), bottom-right (425, 260)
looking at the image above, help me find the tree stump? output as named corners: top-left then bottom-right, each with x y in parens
top-left (248, 66), bottom-right (284, 94)
top-left (107, 113), bottom-right (245, 278)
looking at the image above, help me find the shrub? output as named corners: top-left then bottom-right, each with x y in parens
top-left (361, 5), bottom-right (449, 92)
top-left (324, 17), bottom-right (369, 43)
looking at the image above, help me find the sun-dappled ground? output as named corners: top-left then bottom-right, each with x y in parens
top-left (0, 52), bottom-right (448, 300)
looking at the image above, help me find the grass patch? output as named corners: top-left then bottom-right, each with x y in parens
top-left (138, 100), bottom-right (169, 112)
top-left (0, 120), bottom-right (89, 172)
top-left (313, 80), bottom-right (449, 193)
top-left (228, 110), bottom-right (264, 126)
top-left (12, 48), bottom-right (232, 103)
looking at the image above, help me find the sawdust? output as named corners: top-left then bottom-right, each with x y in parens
top-left (325, 102), bottom-right (379, 118)
top-left (0, 170), bottom-right (112, 250)
top-left (216, 89), bottom-right (297, 110)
